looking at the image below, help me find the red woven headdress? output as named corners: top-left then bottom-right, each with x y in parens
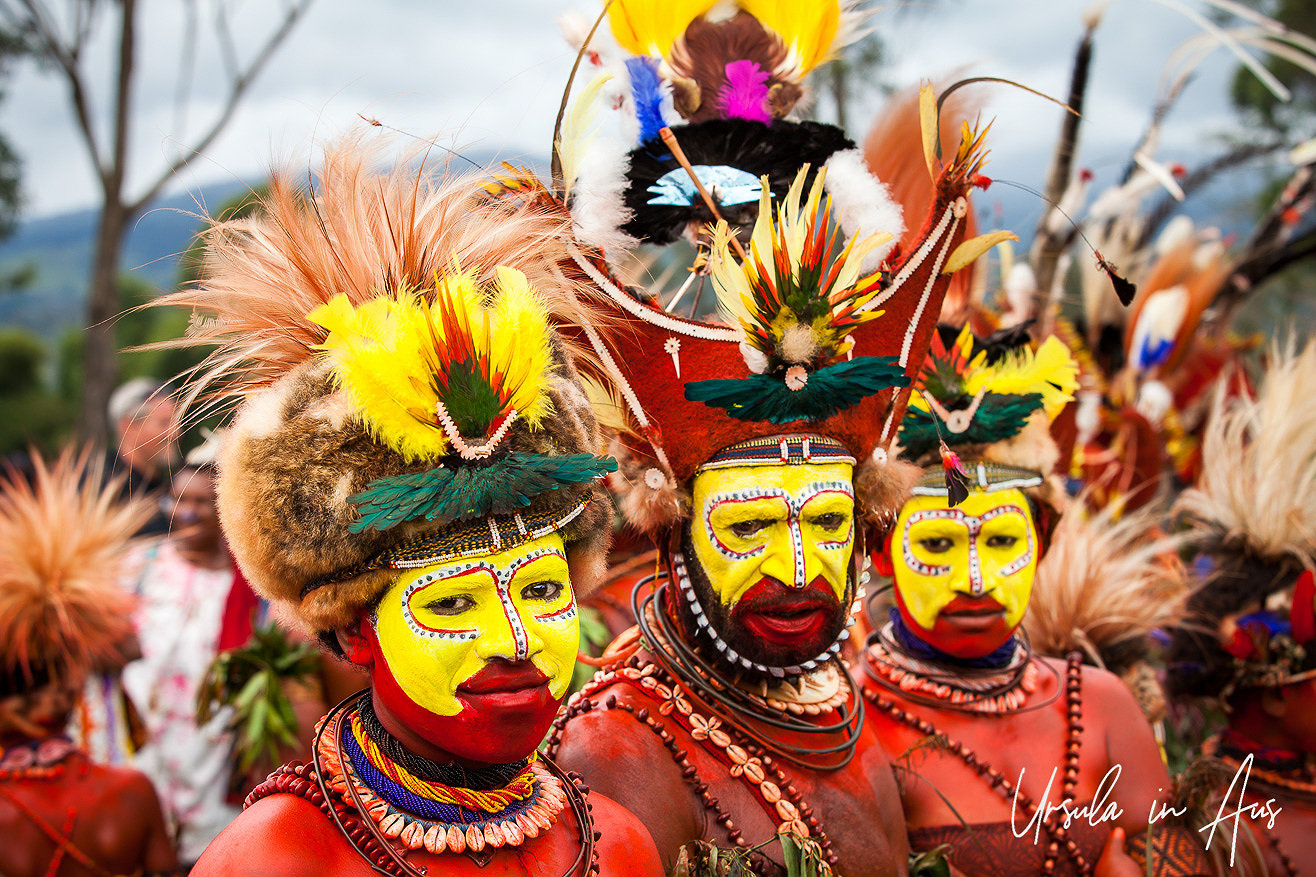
top-left (552, 125), bottom-right (993, 532)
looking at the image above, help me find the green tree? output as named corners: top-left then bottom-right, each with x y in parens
top-left (0, 0), bottom-right (313, 445)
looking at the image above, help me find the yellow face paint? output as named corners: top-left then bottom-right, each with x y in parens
top-left (370, 533), bottom-right (578, 717)
top-left (891, 488), bottom-right (1038, 632)
top-left (690, 461), bottom-right (855, 609)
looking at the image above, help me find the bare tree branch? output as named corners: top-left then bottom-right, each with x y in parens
top-left (1134, 140), bottom-right (1285, 251)
top-left (12, 0), bottom-right (106, 177)
top-left (129, 0), bottom-right (312, 214)
top-left (1214, 163), bottom-right (1316, 317)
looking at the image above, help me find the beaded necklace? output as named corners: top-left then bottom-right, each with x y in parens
top-left (863, 653), bottom-right (1092, 875)
top-left (863, 622), bottom-right (1046, 714)
top-left (295, 694), bottom-right (596, 875)
top-left (547, 652), bottom-right (841, 872)
top-left (636, 573), bottom-right (866, 769)
top-left (0, 736), bottom-right (78, 780)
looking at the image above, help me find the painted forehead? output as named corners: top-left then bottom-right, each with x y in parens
top-left (695, 461), bottom-right (855, 503)
top-left (901, 487), bottom-right (1034, 520)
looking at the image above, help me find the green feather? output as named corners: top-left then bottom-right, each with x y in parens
top-left (347, 453), bottom-right (617, 533)
top-left (683, 356), bottom-right (909, 424)
top-left (898, 392), bottom-right (1044, 460)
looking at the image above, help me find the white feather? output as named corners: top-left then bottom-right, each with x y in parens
top-left (822, 149), bottom-right (903, 270)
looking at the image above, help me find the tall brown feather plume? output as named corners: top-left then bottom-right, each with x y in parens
top-left (668, 12), bottom-right (791, 123)
top-left (0, 449), bottom-right (153, 686)
top-left (1026, 496), bottom-right (1189, 672)
top-left (1122, 234), bottom-right (1230, 373)
top-left (1175, 338), bottom-right (1316, 569)
top-left (156, 138), bottom-right (606, 413)
top-left (862, 86), bottom-right (980, 319)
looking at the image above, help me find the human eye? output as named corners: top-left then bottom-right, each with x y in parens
top-left (728, 519), bottom-right (771, 538)
top-left (985, 534), bottom-right (1018, 549)
top-left (521, 580), bottom-right (564, 602)
top-left (810, 511), bottom-right (849, 532)
top-left (422, 595), bottom-right (474, 615)
top-left (918, 537), bottom-right (955, 554)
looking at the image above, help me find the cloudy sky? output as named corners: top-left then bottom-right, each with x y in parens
top-left (0, 0), bottom-right (1276, 220)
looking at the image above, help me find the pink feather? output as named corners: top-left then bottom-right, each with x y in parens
top-left (719, 60), bottom-right (771, 124)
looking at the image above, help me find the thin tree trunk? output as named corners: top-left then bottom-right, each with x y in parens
top-left (80, 204), bottom-right (127, 442)
top-left (78, 0), bottom-right (136, 445)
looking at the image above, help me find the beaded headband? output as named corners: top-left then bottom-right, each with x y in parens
top-left (301, 499), bottom-right (592, 598)
top-left (698, 435), bottom-right (857, 474)
top-left (911, 462), bottom-right (1043, 497)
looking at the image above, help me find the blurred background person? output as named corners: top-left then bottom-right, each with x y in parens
top-left (119, 451), bottom-right (246, 866)
top-left (0, 450), bottom-right (178, 877)
top-left (107, 378), bottom-right (178, 537)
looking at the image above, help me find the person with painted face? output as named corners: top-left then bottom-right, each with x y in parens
top-left (545, 91), bottom-right (994, 868)
top-left (860, 326), bottom-right (1211, 876)
top-left (177, 142), bottom-right (662, 877)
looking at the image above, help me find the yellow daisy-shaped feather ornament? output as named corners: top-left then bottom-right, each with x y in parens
top-left (963, 335), bottom-right (1080, 417)
top-left (310, 265), bottom-right (556, 464)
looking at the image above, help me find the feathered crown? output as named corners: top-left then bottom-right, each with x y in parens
top-left (161, 140), bottom-right (615, 634)
top-left (1169, 340), bottom-right (1316, 695)
top-left (0, 450), bottom-right (151, 694)
top-left (900, 323), bottom-right (1078, 506)
top-left (549, 118), bottom-right (999, 533)
top-left (561, 0), bottom-right (903, 258)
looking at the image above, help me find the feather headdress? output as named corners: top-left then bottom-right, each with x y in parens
top-left (559, 0), bottom-right (899, 255)
top-left (0, 450), bottom-right (151, 692)
top-left (901, 324), bottom-right (1079, 464)
top-left (1170, 339), bottom-right (1316, 695)
top-left (158, 139), bottom-right (615, 634)
top-left (1026, 498), bottom-right (1188, 674)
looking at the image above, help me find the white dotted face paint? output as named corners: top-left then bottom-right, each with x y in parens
top-left (891, 488), bottom-right (1039, 634)
top-left (371, 534), bottom-right (579, 718)
top-left (690, 461), bottom-right (855, 609)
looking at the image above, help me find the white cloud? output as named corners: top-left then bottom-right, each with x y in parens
top-left (0, 0), bottom-right (1294, 218)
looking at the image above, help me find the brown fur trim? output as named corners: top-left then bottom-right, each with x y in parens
top-left (854, 454), bottom-right (920, 528)
top-left (609, 437), bottom-right (691, 534)
top-left (218, 350), bottom-right (612, 634)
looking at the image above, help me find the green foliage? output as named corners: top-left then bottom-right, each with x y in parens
top-left (349, 452), bottom-right (617, 533)
top-left (0, 328), bottom-right (45, 394)
top-left (909, 845), bottom-right (953, 877)
top-left (672, 831), bottom-right (834, 877)
top-left (684, 356), bottom-right (909, 424)
top-left (196, 624), bottom-right (320, 771)
top-left (0, 327), bottom-right (75, 456)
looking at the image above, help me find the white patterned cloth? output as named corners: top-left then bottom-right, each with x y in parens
top-left (119, 540), bottom-right (241, 863)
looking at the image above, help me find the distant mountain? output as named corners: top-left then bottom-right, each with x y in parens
top-left (0, 149), bottom-right (1264, 344)
top-left (0, 181), bottom-right (248, 341)
top-left (0, 147), bottom-right (533, 342)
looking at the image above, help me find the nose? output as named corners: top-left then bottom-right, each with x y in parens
top-left (473, 592), bottom-right (537, 663)
top-left (759, 521), bottom-right (808, 589)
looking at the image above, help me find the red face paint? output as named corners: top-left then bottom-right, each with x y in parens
top-left (362, 621), bottom-right (561, 766)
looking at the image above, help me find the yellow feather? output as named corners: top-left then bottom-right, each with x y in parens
top-left (943, 231), bottom-right (1019, 276)
top-left (740, 0), bottom-right (841, 75)
top-left (311, 291), bottom-right (451, 462)
top-left (608, 0), bottom-right (715, 57)
top-left (964, 335), bottom-right (1079, 417)
top-left (919, 82), bottom-right (939, 181)
top-left (310, 265), bottom-right (556, 463)
top-left (487, 266), bottom-right (554, 429)
top-left (560, 72), bottom-right (613, 196)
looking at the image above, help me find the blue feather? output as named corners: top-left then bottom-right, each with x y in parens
top-left (627, 57), bottom-right (667, 144)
